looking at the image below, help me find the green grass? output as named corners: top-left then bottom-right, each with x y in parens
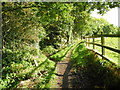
top-left (50, 44), bottom-right (74, 61)
top-left (50, 41), bottom-right (82, 62)
top-left (71, 43), bottom-right (90, 67)
top-left (71, 43), bottom-right (120, 88)
top-left (88, 37), bottom-right (119, 65)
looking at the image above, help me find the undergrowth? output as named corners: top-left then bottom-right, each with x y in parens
top-left (1, 47), bottom-right (56, 89)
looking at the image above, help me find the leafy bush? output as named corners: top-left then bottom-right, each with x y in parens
top-left (42, 46), bottom-right (57, 55)
top-left (1, 47), bottom-right (56, 89)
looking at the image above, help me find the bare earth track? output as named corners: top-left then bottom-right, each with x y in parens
top-left (55, 47), bottom-right (81, 88)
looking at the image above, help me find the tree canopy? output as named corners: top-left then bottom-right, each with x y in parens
top-left (1, 2), bottom-right (119, 88)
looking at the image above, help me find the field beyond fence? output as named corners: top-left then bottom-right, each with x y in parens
top-left (85, 34), bottom-right (120, 66)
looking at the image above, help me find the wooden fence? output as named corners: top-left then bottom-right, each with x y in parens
top-left (84, 32), bottom-right (120, 64)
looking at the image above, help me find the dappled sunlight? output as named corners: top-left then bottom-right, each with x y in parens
top-left (2, 2), bottom-right (119, 89)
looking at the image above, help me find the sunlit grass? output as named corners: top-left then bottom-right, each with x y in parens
top-left (50, 44), bottom-right (74, 61)
top-left (71, 43), bottom-right (120, 88)
top-left (88, 37), bottom-right (119, 65)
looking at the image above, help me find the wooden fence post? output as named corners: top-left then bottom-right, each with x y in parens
top-left (101, 32), bottom-right (105, 58)
top-left (92, 35), bottom-right (95, 49)
top-left (86, 37), bottom-right (87, 46)
top-left (88, 38), bottom-right (90, 47)
top-left (93, 36), bottom-right (95, 49)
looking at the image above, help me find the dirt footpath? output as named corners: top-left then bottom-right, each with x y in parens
top-left (55, 47), bottom-right (81, 88)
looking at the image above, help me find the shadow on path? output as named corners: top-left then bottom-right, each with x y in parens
top-left (62, 61), bottom-right (72, 88)
top-left (55, 46), bottom-right (76, 88)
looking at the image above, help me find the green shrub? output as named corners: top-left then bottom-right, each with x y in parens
top-left (42, 46), bottom-right (57, 55)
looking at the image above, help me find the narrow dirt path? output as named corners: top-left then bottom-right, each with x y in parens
top-left (56, 49), bottom-right (72, 88)
top-left (55, 46), bottom-right (80, 88)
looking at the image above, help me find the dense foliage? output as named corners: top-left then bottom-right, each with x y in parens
top-left (1, 2), bottom-right (119, 88)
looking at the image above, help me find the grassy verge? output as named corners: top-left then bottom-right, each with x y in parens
top-left (50, 44), bottom-right (74, 61)
top-left (71, 43), bottom-right (120, 88)
top-left (50, 41), bottom-right (82, 62)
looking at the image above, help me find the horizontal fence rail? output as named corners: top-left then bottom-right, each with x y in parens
top-left (85, 34), bottom-right (120, 38)
top-left (84, 33), bottom-right (120, 65)
top-left (87, 42), bottom-right (120, 53)
top-left (87, 48), bottom-right (117, 66)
